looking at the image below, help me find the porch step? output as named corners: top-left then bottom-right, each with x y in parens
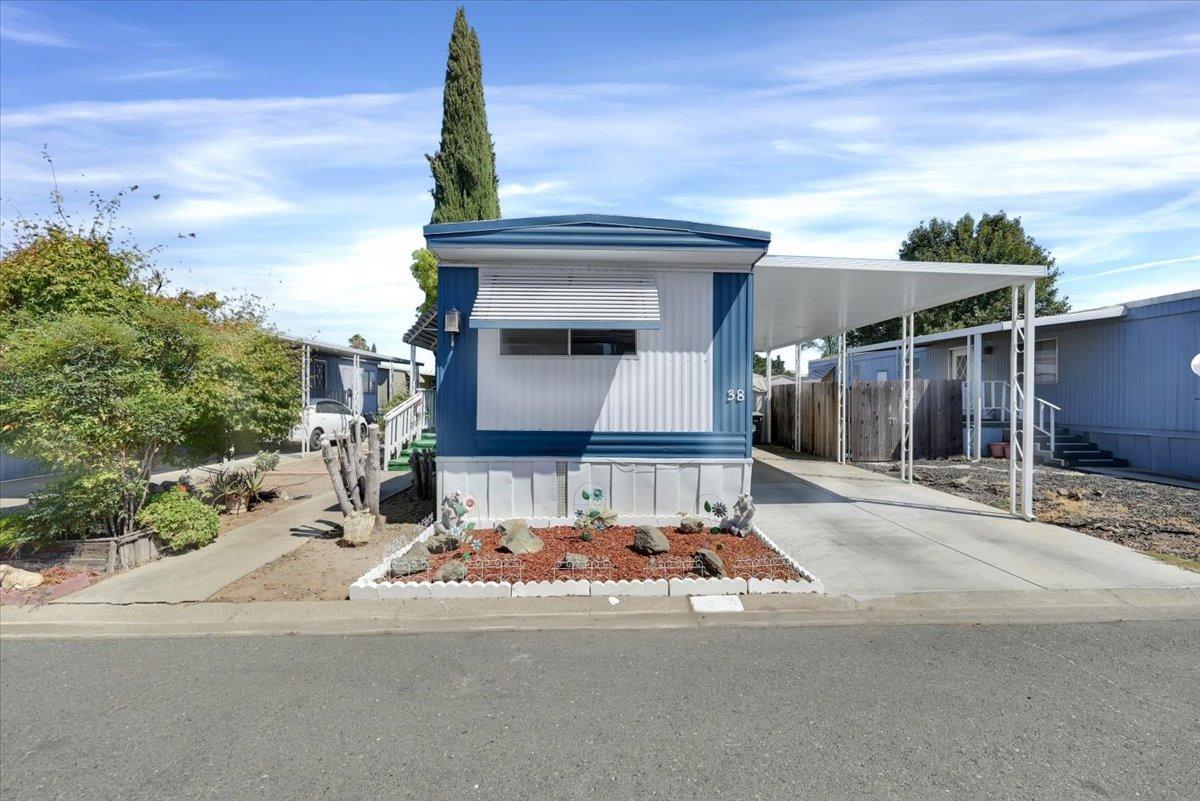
top-left (388, 430), bottom-right (436, 470)
top-left (1027, 425), bottom-right (1130, 469)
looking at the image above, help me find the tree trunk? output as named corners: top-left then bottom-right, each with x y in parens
top-left (321, 437), bottom-right (356, 516)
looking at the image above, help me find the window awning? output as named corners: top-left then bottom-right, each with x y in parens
top-left (470, 273), bottom-right (661, 330)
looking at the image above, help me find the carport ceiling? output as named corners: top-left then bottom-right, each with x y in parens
top-left (753, 255), bottom-right (1047, 350)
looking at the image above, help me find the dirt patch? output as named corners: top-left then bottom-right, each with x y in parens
top-left (405, 525), bottom-right (802, 584)
top-left (861, 458), bottom-right (1200, 567)
top-left (208, 486), bottom-right (435, 602)
top-left (213, 455), bottom-right (332, 535)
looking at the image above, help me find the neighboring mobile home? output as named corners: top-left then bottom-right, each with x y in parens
top-left (278, 335), bottom-right (421, 416)
top-left (806, 290), bottom-right (1200, 477)
top-left (421, 214), bottom-right (1049, 518)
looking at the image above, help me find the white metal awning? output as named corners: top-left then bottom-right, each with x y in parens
top-left (470, 273), bottom-right (661, 330)
top-left (753, 255), bottom-right (1048, 349)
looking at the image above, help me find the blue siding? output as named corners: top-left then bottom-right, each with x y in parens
top-left (436, 266), bottom-right (479, 457)
top-left (713, 272), bottom-right (754, 457)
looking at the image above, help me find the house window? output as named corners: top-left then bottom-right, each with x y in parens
top-left (309, 358), bottom-right (327, 398)
top-left (500, 328), bottom-right (636, 357)
top-left (570, 329), bottom-right (636, 356)
top-left (500, 329), bottom-right (569, 355)
top-left (949, 347), bottom-right (968, 381)
top-left (875, 370), bottom-right (889, 382)
top-left (1035, 339), bottom-right (1058, 384)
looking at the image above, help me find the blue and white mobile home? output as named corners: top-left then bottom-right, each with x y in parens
top-left (425, 215), bottom-right (765, 518)
top-left (422, 213), bottom-right (1051, 518)
top-left (806, 290), bottom-right (1200, 478)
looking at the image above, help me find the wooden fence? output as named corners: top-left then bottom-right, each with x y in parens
top-left (767, 379), bottom-right (963, 461)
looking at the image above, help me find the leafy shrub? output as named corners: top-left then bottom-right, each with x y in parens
top-left (136, 490), bottom-right (219, 551)
top-left (0, 472), bottom-right (132, 554)
top-left (253, 450), bottom-right (280, 473)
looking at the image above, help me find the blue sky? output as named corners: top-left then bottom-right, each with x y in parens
top-left (2, 0), bottom-right (1198, 365)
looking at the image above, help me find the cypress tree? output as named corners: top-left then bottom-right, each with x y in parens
top-left (426, 7), bottom-right (501, 223)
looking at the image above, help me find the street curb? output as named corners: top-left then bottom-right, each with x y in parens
top-left (3, 587), bottom-right (1199, 640)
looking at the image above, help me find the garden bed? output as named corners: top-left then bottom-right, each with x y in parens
top-left (351, 515), bottom-right (822, 599)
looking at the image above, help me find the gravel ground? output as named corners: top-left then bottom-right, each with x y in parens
top-left (861, 458), bottom-right (1200, 565)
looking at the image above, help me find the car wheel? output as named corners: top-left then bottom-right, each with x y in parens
top-left (358, 423), bottom-right (368, 442)
top-left (309, 428), bottom-right (324, 450)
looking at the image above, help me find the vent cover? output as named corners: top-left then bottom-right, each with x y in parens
top-left (555, 461), bottom-right (568, 517)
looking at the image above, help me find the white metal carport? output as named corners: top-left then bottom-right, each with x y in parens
top-left (751, 255), bottom-right (1048, 520)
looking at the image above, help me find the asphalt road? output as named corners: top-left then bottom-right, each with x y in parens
top-left (3, 622), bottom-right (1198, 801)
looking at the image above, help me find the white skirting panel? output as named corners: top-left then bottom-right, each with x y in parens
top-left (437, 458), bottom-right (752, 520)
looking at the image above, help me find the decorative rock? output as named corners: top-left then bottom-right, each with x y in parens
top-left (425, 533), bottom-right (461, 554)
top-left (0, 564), bottom-right (45, 591)
top-left (692, 548), bottom-right (726, 578)
top-left (434, 561), bottom-right (468, 582)
top-left (498, 519), bottom-right (543, 554)
top-left (632, 525), bottom-right (670, 555)
top-left (559, 552), bottom-right (589, 570)
top-left (341, 510), bottom-right (373, 546)
top-left (679, 516), bottom-right (706, 533)
top-left (389, 554), bottom-right (429, 577)
top-left (720, 493), bottom-right (756, 537)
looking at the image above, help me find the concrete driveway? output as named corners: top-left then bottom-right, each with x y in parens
top-left (752, 448), bottom-right (1200, 600)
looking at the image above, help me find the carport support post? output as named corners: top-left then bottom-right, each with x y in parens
top-left (765, 348), bottom-right (773, 445)
top-left (1020, 281), bottom-right (1036, 520)
top-left (840, 335), bottom-right (849, 465)
top-left (794, 343), bottom-right (801, 452)
top-left (300, 343), bottom-right (311, 455)
top-left (1008, 282), bottom-right (1037, 520)
top-left (971, 332), bottom-right (983, 461)
top-left (903, 313), bottom-right (914, 483)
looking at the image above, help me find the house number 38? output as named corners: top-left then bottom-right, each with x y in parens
top-left (725, 388), bottom-right (745, 403)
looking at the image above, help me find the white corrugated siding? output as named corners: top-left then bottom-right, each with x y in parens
top-left (476, 269), bottom-right (713, 432)
top-left (437, 459), bottom-right (751, 518)
top-left (471, 272), bottom-right (660, 328)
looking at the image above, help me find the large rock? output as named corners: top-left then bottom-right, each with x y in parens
top-left (0, 565), bottom-right (44, 591)
top-left (434, 561), bottom-right (468, 582)
top-left (632, 525), bottom-right (670, 555)
top-left (390, 553), bottom-right (429, 577)
top-left (425, 533), bottom-right (461, 554)
top-left (340, 511), bottom-right (373, 546)
top-left (498, 519), bottom-right (543, 554)
top-left (692, 549), bottom-right (726, 578)
top-left (678, 515), bottom-right (706, 534)
top-left (559, 552), bottom-right (589, 570)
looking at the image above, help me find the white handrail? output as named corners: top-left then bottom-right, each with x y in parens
top-left (964, 380), bottom-right (1059, 454)
top-left (382, 391), bottom-right (425, 464)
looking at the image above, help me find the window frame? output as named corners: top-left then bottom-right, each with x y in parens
top-left (498, 328), bottom-right (639, 359)
top-left (1034, 337), bottom-right (1059, 385)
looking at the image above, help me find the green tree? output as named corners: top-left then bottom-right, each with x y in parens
top-left (0, 197), bottom-right (298, 544)
top-left (845, 212), bottom-right (1070, 348)
top-left (409, 247), bottom-right (439, 314)
top-left (409, 6), bottom-right (501, 313)
top-left (348, 333), bottom-right (367, 350)
top-left (754, 354), bottom-right (788, 376)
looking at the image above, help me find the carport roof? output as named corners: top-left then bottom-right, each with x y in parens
top-left (752, 255), bottom-right (1047, 350)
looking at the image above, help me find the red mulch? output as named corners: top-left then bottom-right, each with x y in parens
top-left (406, 525), bottom-right (802, 583)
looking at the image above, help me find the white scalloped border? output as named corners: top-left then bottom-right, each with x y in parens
top-left (349, 518), bottom-right (823, 600)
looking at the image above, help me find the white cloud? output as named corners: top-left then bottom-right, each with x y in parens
top-left (1063, 254), bottom-right (1200, 282)
top-left (500, 180), bottom-right (565, 199)
top-left (781, 35), bottom-right (1192, 88)
top-left (0, 5), bottom-right (76, 48)
top-left (1070, 275), bottom-right (1200, 309)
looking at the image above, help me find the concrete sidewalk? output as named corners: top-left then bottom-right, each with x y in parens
top-left (54, 472), bottom-right (410, 605)
top-left (752, 449), bottom-right (1200, 600)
